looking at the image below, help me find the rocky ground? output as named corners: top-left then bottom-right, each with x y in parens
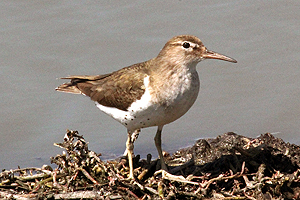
top-left (1, 130), bottom-right (299, 199)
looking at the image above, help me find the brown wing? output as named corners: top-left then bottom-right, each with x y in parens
top-left (56, 62), bottom-right (149, 111)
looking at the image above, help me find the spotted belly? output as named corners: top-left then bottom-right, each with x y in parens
top-left (96, 71), bottom-right (200, 131)
top-left (95, 81), bottom-right (199, 132)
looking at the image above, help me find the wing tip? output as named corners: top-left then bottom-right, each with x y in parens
top-left (55, 83), bottom-right (82, 94)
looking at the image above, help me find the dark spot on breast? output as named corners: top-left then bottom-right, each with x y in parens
top-left (147, 118), bottom-right (150, 120)
top-left (125, 123), bottom-right (128, 125)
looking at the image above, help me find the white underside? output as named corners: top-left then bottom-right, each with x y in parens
top-left (96, 67), bottom-right (200, 132)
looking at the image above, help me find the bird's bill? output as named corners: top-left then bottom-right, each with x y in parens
top-left (203, 49), bottom-right (237, 63)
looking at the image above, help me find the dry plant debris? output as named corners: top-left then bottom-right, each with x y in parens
top-left (0, 130), bottom-right (299, 199)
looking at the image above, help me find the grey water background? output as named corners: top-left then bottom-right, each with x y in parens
top-left (1, 1), bottom-right (299, 169)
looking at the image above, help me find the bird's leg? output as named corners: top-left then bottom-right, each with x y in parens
top-left (154, 125), bottom-right (168, 171)
top-left (131, 129), bottom-right (140, 143)
top-left (123, 129), bottom-right (140, 156)
top-left (126, 130), bottom-right (134, 179)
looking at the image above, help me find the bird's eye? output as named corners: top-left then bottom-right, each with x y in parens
top-left (182, 42), bottom-right (190, 49)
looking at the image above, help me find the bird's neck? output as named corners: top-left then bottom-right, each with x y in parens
top-left (148, 58), bottom-right (199, 105)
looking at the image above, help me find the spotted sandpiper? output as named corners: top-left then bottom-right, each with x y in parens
top-left (56, 35), bottom-right (237, 179)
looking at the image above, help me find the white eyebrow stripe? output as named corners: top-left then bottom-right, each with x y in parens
top-left (176, 41), bottom-right (199, 49)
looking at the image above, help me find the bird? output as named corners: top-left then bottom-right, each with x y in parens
top-left (56, 35), bottom-right (237, 179)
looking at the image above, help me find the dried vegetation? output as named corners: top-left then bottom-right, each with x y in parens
top-left (1, 130), bottom-right (299, 199)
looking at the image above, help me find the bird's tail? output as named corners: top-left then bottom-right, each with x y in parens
top-left (55, 82), bottom-right (82, 94)
top-left (56, 74), bottom-right (109, 95)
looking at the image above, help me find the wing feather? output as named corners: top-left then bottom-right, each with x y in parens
top-left (56, 62), bottom-right (150, 111)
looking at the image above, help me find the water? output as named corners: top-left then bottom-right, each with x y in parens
top-left (1, 0), bottom-right (299, 170)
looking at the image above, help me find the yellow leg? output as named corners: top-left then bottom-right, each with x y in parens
top-left (154, 126), bottom-right (168, 171)
top-left (126, 130), bottom-right (134, 179)
top-left (123, 129), bottom-right (140, 156)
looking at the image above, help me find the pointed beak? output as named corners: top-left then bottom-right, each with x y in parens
top-left (203, 49), bottom-right (237, 63)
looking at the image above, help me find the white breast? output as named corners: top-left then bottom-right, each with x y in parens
top-left (96, 67), bottom-right (200, 132)
top-left (96, 76), bottom-right (162, 131)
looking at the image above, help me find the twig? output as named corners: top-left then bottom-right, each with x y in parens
top-left (32, 173), bottom-right (66, 191)
top-left (15, 172), bottom-right (50, 181)
top-left (79, 168), bottom-right (99, 185)
top-left (145, 186), bottom-right (159, 195)
top-left (54, 191), bottom-right (102, 199)
top-left (154, 170), bottom-right (199, 185)
top-left (137, 169), bottom-right (148, 180)
top-left (0, 191), bottom-right (37, 200)
top-left (118, 186), bottom-right (139, 199)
